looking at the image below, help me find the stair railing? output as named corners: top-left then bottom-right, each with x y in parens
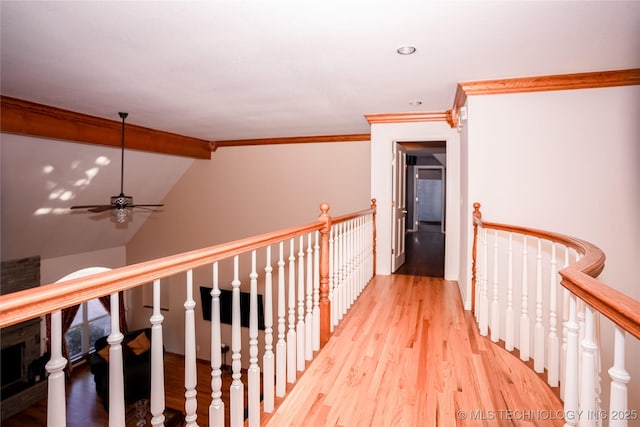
top-left (0, 200), bottom-right (376, 427)
top-left (471, 202), bottom-right (640, 426)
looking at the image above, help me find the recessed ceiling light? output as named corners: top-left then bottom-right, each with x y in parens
top-left (397, 46), bottom-right (416, 55)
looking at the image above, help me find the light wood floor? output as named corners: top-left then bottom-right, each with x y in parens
top-left (4, 274), bottom-right (562, 426)
top-left (264, 274), bottom-right (563, 426)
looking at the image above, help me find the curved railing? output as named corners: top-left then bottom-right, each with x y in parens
top-left (0, 200), bottom-right (376, 427)
top-left (471, 202), bottom-right (640, 426)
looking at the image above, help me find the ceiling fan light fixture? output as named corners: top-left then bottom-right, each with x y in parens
top-left (113, 208), bottom-right (131, 224)
top-left (396, 45), bottom-right (416, 55)
top-left (111, 195), bottom-right (133, 207)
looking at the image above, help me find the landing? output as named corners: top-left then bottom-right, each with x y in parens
top-left (264, 274), bottom-right (563, 426)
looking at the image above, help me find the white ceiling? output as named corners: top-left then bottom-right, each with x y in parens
top-left (1, 1), bottom-right (639, 262)
top-left (2, 1), bottom-right (639, 140)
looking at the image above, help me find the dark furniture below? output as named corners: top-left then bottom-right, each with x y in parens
top-left (90, 328), bottom-right (152, 411)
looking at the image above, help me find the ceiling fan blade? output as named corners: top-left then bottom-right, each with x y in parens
top-left (130, 204), bottom-right (164, 211)
top-left (70, 204), bottom-right (113, 210)
top-left (88, 206), bottom-right (116, 213)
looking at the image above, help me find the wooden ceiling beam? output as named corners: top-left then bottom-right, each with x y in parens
top-left (0, 96), bottom-right (212, 159)
top-left (213, 133), bottom-right (370, 150)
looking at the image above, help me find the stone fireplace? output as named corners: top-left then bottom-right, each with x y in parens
top-left (1, 256), bottom-right (48, 420)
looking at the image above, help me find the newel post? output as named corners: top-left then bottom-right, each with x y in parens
top-left (371, 198), bottom-right (377, 276)
top-left (318, 203), bottom-right (332, 348)
top-left (471, 202), bottom-right (482, 313)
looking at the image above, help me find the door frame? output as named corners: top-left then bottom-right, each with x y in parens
top-left (412, 165), bottom-right (446, 234)
top-left (370, 125), bottom-right (459, 277)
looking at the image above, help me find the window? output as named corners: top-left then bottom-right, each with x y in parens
top-left (65, 299), bottom-right (110, 361)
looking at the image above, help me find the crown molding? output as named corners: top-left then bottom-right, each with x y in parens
top-left (212, 133), bottom-right (370, 150)
top-left (450, 68), bottom-right (640, 128)
top-left (365, 111), bottom-right (454, 127)
top-left (0, 96), bottom-right (212, 159)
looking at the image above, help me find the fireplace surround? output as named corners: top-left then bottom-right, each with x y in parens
top-left (1, 256), bottom-right (48, 420)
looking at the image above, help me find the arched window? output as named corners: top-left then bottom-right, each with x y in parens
top-left (65, 298), bottom-right (110, 361)
top-left (49, 267), bottom-right (127, 365)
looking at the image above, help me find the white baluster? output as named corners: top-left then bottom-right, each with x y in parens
top-left (347, 220), bottom-right (355, 308)
top-left (354, 219), bottom-right (361, 296)
top-left (520, 235), bottom-right (530, 362)
top-left (287, 239), bottom-right (297, 383)
top-left (479, 227), bottom-right (489, 336)
top-left (595, 314), bottom-right (603, 425)
top-left (150, 279), bottom-right (166, 427)
top-left (297, 237), bottom-right (306, 372)
top-left (340, 222), bottom-right (347, 316)
top-left (359, 217), bottom-right (365, 290)
top-left (564, 293), bottom-right (579, 427)
top-left (505, 233), bottom-right (514, 351)
top-left (336, 223), bottom-right (344, 323)
top-left (305, 233), bottom-right (313, 361)
top-left (608, 326), bottom-right (630, 427)
top-left (276, 242), bottom-right (287, 397)
top-left (579, 305), bottom-right (598, 427)
top-left (108, 293), bottom-right (126, 427)
top-left (230, 256), bottom-right (244, 425)
top-left (209, 263), bottom-right (224, 427)
top-left (248, 251), bottom-right (260, 426)
top-left (547, 243), bottom-right (559, 387)
top-left (490, 230), bottom-right (499, 342)
top-left (560, 246), bottom-right (570, 400)
top-left (534, 238), bottom-right (544, 373)
top-left (46, 311), bottom-right (67, 427)
top-left (184, 270), bottom-right (198, 426)
top-left (263, 247), bottom-right (275, 412)
top-left (313, 231), bottom-right (321, 351)
top-left (329, 226), bottom-right (336, 330)
top-left (576, 254), bottom-right (585, 404)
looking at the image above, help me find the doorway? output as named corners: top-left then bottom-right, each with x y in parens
top-left (393, 141), bottom-right (446, 277)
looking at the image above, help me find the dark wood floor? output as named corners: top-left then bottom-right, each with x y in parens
top-left (2, 353), bottom-right (242, 427)
top-left (395, 222), bottom-right (445, 277)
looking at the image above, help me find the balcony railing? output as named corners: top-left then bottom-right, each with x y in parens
top-left (0, 200), bottom-right (377, 427)
top-left (471, 202), bottom-right (640, 426)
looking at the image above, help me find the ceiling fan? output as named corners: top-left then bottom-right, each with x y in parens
top-left (70, 112), bottom-right (164, 223)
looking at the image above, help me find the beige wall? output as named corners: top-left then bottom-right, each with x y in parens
top-left (126, 141), bottom-right (371, 360)
top-left (463, 84), bottom-right (640, 411)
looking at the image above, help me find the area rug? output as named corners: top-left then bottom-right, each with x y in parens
top-left (125, 400), bottom-right (184, 427)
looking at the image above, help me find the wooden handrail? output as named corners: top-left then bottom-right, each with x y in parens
top-left (0, 217), bottom-right (326, 329)
top-left (0, 201), bottom-right (378, 331)
top-left (471, 202), bottom-right (640, 340)
top-left (331, 206), bottom-right (376, 224)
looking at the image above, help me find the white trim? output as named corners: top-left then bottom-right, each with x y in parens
top-left (370, 121), bottom-right (460, 280)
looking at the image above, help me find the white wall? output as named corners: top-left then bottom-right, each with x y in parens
top-left (370, 121), bottom-right (461, 280)
top-left (463, 84), bottom-right (640, 411)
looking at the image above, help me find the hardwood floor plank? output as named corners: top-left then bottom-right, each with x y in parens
top-left (264, 274), bottom-right (563, 427)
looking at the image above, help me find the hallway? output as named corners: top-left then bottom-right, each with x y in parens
top-left (395, 222), bottom-right (445, 277)
top-left (265, 274), bottom-right (562, 426)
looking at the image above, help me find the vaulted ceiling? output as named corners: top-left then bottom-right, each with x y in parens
top-left (1, 1), bottom-right (639, 262)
